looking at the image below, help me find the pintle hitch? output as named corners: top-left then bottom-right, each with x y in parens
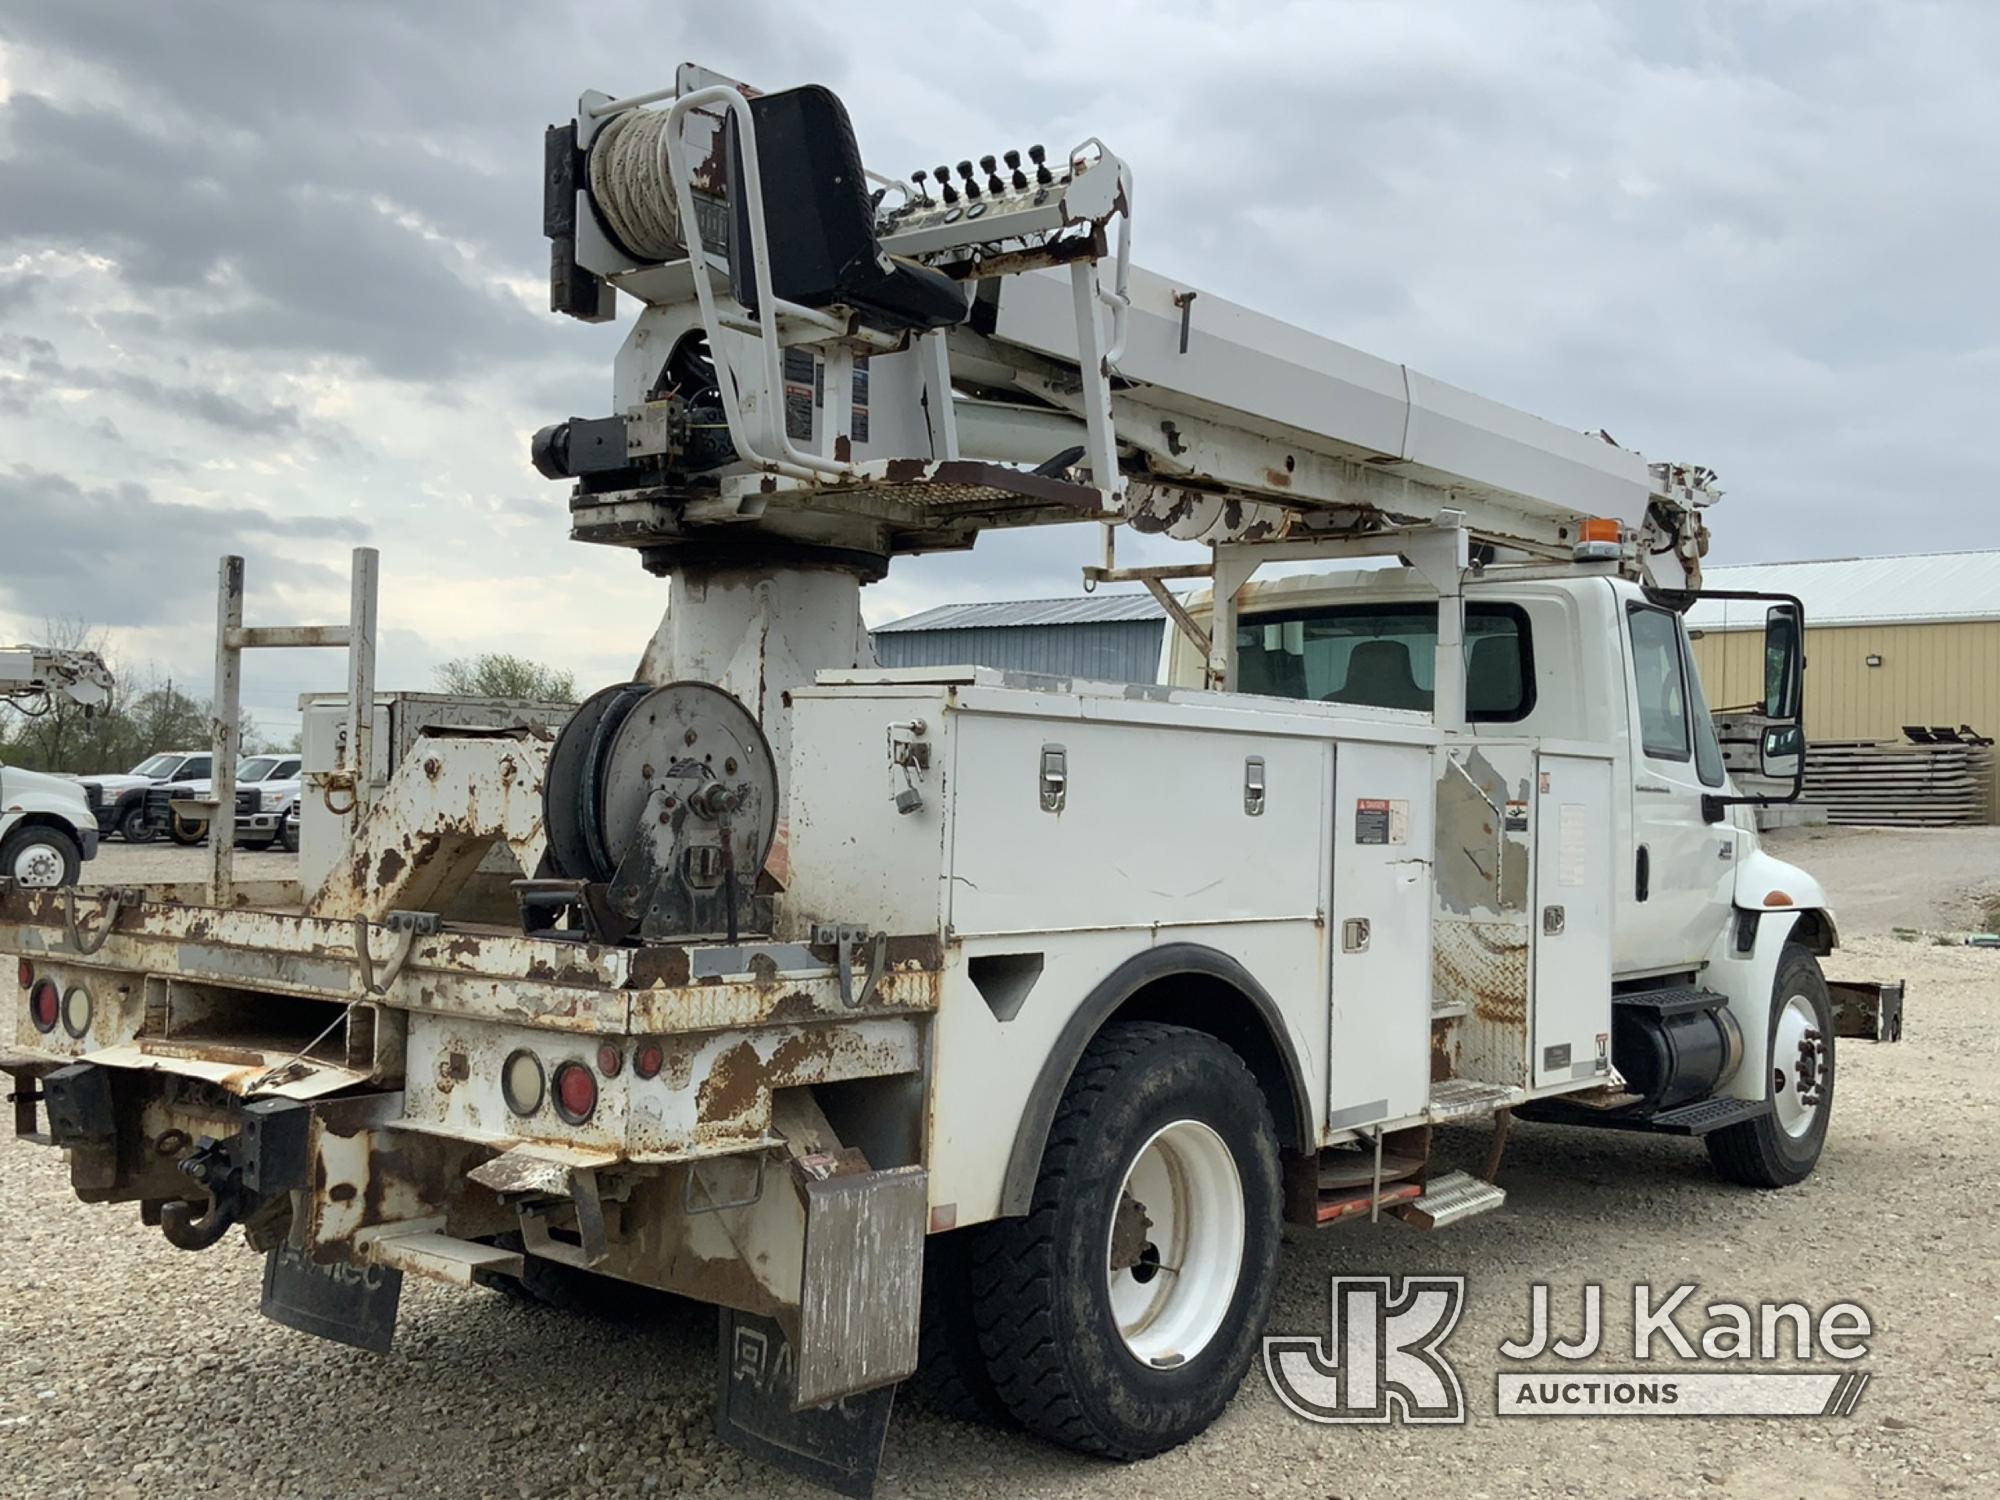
top-left (157, 1099), bottom-right (312, 1253)
top-left (160, 1137), bottom-right (244, 1251)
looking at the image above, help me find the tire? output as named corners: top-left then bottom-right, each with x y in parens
top-left (1707, 943), bottom-right (1834, 1188)
top-left (117, 802), bottom-right (153, 843)
top-left (277, 813), bottom-right (300, 854)
top-left (1, 825), bottom-right (82, 889)
top-left (906, 1229), bottom-right (1014, 1426)
top-left (969, 1021), bottom-right (1282, 1460)
top-left (167, 813), bottom-right (206, 847)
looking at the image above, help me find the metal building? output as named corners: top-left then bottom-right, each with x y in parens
top-left (871, 594), bottom-right (1168, 682)
top-left (1685, 550), bottom-right (2000, 741)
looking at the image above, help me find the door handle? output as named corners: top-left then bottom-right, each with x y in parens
top-left (1635, 844), bottom-right (1650, 902)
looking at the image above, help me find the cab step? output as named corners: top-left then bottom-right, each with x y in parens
top-left (1519, 1093), bottom-right (1772, 1136)
top-left (1612, 984), bottom-right (1730, 1018)
top-left (1644, 1095), bottom-right (1773, 1136)
top-left (1390, 1169), bottom-right (1508, 1230)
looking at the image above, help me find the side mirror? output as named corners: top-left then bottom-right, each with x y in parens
top-left (1760, 722), bottom-right (1804, 781)
top-left (1759, 603), bottom-right (1805, 782)
top-left (1763, 603), bottom-right (1803, 721)
top-left (1694, 589), bottom-right (1807, 821)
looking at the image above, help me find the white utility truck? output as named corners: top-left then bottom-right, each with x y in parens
top-left (1, 66), bottom-right (1899, 1495)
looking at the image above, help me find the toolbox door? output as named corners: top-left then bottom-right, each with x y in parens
top-left (1530, 750), bottom-right (1615, 1088)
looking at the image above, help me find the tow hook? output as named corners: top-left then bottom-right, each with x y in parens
top-left (160, 1137), bottom-right (243, 1251)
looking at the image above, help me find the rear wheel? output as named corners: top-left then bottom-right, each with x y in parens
top-left (969, 1021), bottom-right (1281, 1459)
top-left (905, 1229), bottom-right (1013, 1425)
top-left (2, 825), bottom-right (81, 888)
top-left (1708, 944), bottom-right (1834, 1188)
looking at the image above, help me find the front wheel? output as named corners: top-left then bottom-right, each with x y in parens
top-left (969, 1021), bottom-right (1282, 1459)
top-left (1707, 943), bottom-right (1834, 1188)
top-left (117, 803), bottom-right (153, 843)
top-left (276, 812), bottom-right (300, 853)
top-left (2, 825), bottom-right (82, 888)
top-left (167, 812), bottom-right (206, 847)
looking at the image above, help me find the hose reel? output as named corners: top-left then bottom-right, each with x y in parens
top-left (540, 681), bottom-right (777, 942)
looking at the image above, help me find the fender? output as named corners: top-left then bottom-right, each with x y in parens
top-left (1733, 843), bottom-right (1837, 950)
top-left (0, 766), bottom-right (95, 845)
top-left (1702, 902), bottom-right (1810, 1105)
top-left (997, 942), bottom-right (1314, 1219)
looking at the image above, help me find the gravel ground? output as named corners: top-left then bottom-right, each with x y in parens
top-left (7, 829), bottom-right (1998, 1497)
top-left (79, 838), bottom-right (300, 888)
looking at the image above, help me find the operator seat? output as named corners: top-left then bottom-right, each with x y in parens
top-left (1466, 634), bottom-right (1523, 718)
top-left (1327, 639), bottom-right (1429, 711)
top-left (727, 85), bottom-right (969, 334)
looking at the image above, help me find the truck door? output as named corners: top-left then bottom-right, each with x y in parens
top-left (1619, 603), bottom-right (1735, 974)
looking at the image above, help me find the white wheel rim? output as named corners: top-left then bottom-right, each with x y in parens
top-left (1771, 993), bottom-right (1826, 1138)
top-left (11, 840), bottom-right (64, 887)
top-left (1105, 1119), bottom-right (1244, 1368)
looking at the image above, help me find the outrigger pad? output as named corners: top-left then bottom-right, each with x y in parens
top-left (260, 1245), bottom-right (403, 1355)
top-left (715, 1310), bottom-right (896, 1499)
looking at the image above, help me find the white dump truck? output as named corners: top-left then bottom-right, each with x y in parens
top-left (1, 65), bottom-right (1899, 1496)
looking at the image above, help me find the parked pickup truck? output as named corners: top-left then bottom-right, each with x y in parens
top-left (0, 761), bottom-right (98, 887)
top-left (79, 750), bottom-right (212, 844)
top-left (141, 755), bottom-right (302, 848)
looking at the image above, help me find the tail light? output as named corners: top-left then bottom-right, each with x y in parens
top-left (27, 978), bottom-right (59, 1034)
top-left (17, 957), bottom-right (31, 989)
top-left (553, 1062), bottom-right (597, 1124)
top-left (501, 1049), bottom-right (545, 1116)
top-left (60, 984), bottom-right (92, 1039)
top-left (596, 1042), bottom-right (623, 1078)
top-left (634, 1041), bottom-right (664, 1080)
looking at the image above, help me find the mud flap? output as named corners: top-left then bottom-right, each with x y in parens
top-left (715, 1310), bottom-right (896, 1500)
top-left (260, 1244), bottom-right (403, 1354)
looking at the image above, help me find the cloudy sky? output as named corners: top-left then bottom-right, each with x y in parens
top-left (2, 1), bottom-right (1995, 734)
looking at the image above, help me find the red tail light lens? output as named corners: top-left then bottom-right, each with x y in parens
top-left (553, 1061), bottom-right (597, 1124)
top-left (596, 1043), bottom-right (623, 1078)
top-left (16, 957), bottom-right (32, 989)
top-left (634, 1041), bottom-right (664, 1080)
top-left (28, 978), bottom-right (59, 1034)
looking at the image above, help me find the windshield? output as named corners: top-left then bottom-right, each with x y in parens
top-left (131, 754), bottom-right (178, 777)
top-left (238, 757), bottom-right (280, 781)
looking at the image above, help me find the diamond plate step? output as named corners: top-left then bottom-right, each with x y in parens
top-left (1612, 985), bottom-right (1730, 1018)
top-left (1390, 1169), bottom-right (1507, 1230)
top-left (1644, 1095), bottom-right (1773, 1136)
top-left (1518, 1093), bottom-right (1773, 1136)
top-left (1426, 1079), bottom-right (1519, 1121)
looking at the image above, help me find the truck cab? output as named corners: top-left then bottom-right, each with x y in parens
top-left (1166, 566), bottom-right (1826, 980)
